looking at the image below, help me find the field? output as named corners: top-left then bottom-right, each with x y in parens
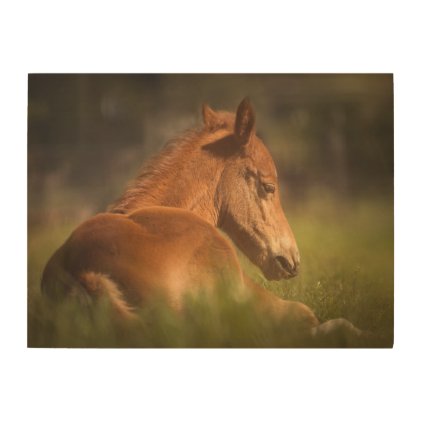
top-left (28, 191), bottom-right (393, 348)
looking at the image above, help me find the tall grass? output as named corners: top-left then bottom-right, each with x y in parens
top-left (28, 193), bottom-right (393, 348)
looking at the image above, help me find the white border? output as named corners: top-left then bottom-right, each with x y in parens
top-left (2, 1), bottom-right (422, 421)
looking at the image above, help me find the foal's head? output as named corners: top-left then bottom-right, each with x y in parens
top-left (203, 98), bottom-right (300, 281)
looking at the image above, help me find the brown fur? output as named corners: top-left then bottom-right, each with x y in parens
top-left (42, 98), bottom-right (366, 340)
top-left (79, 272), bottom-right (136, 319)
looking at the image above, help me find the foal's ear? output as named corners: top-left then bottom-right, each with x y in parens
top-left (234, 97), bottom-right (255, 145)
top-left (202, 103), bottom-right (219, 129)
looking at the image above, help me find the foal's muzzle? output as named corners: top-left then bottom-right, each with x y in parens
top-left (275, 254), bottom-right (300, 277)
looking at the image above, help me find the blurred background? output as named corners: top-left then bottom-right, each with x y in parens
top-left (28, 74), bottom-right (394, 346)
top-left (28, 74), bottom-right (393, 225)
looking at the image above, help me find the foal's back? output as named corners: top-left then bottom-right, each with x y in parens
top-left (41, 206), bottom-right (244, 312)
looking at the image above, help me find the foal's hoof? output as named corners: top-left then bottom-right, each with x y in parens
top-left (311, 318), bottom-right (385, 347)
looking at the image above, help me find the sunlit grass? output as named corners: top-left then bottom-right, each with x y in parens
top-left (28, 193), bottom-right (393, 347)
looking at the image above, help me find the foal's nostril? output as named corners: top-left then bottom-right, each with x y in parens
top-left (275, 255), bottom-right (297, 275)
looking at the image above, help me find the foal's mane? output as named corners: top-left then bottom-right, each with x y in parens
top-left (109, 111), bottom-right (236, 214)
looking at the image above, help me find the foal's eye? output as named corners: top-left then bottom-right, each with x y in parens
top-left (263, 183), bottom-right (275, 194)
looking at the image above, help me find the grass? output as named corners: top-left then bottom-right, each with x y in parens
top-left (28, 192), bottom-right (393, 348)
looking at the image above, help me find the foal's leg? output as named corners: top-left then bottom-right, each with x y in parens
top-left (312, 318), bottom-right (362, 338)
top-left (242, 274), bottom-right (377, 346)
top-left (311, 318), bottom-right (380, 347)
top-left (242, 273), bottom-right (319, 331)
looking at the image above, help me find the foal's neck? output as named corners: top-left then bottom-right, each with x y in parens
top-left (151, 163), bottom-right (222, 226)
top-left (111, 134), bottom-right (224, 226)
